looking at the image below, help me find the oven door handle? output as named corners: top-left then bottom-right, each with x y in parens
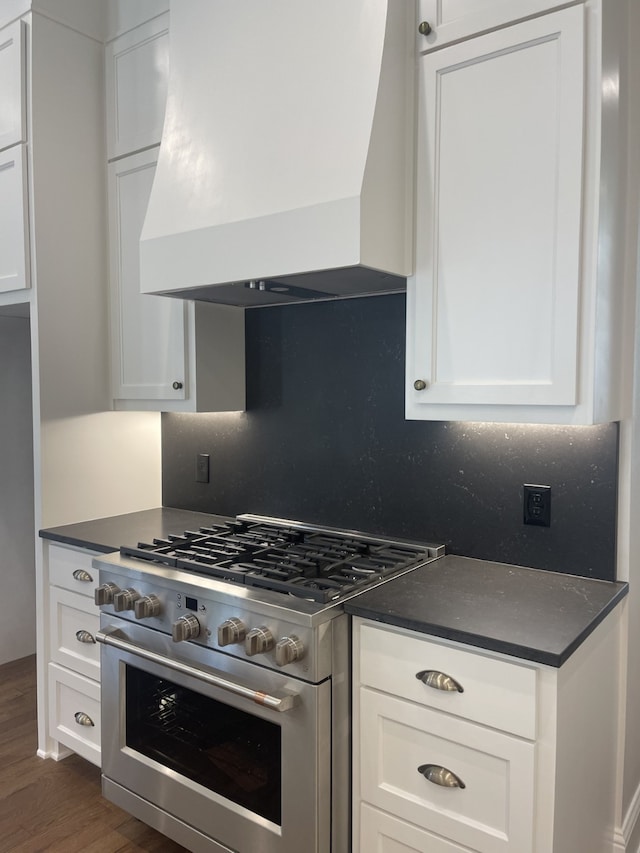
top-left (96, 627), bottom-right (299, 712)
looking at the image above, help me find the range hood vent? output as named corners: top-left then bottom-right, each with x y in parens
top-left (140, 0), bottom-right (415, 307)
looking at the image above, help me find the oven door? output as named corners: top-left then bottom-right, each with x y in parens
top-left (98, 616), bottom-right (331, 853)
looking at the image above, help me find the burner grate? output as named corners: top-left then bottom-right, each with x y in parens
top-left (120, 518), bottom-right (435, 602)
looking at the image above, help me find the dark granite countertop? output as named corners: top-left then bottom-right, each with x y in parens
top-left (344, 554), bottom-right (628, 667)
top-left (41, 513), bottom-right (627, 667)
top-left (39, 507), bottom-right (232, 553)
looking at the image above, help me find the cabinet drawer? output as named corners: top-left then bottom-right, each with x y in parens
top-left (48, 543), bottom-right (102, 597)
top-left (0, 20), bottom-right (26, 151)
top-left (49, 586), bottom-right (100, 680)
top-left (360, 688), bottom-right (534, 853)
top-left (48, 663), bottom-right (100, 767)
top-left (359, 621), bottom-right (537, 738)
top-left (359, 802), bottom-right (473, 852)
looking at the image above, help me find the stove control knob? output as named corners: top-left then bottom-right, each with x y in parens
top-left (245, 626), bottom-right (275, 657)
top-left (218, 617), bottom-right (247, 647)
top-left (134, 594), bottom-right (162, 619)
top-left (113, 588), bottom-right (140, 612)
top-left (172, 613), bottom-right (201, 643)
top-left (275, 635), bottom-right (305, 667)
top-left (94, 582), bottom-right (120, 606)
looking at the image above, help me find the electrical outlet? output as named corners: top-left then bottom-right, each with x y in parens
top-left (196, 453), bottom-right (210, 484)
top-left (523, 484), bottom-right (551, 526)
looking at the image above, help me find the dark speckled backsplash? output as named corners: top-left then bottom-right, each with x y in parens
top-left (162, 293), bottom-right (618, 581)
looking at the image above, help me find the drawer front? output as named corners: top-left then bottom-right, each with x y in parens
top-left (359, 803), bottom-right (473, 852)
top-left (360, 688), bottom-right (534, 853)
top-left (48, 663), bottom-right (100, 767)
top-left (50, 586), bottom-right (100, 680)
top-left (48, 543), bottom-right (102, 597)
top-left (359, 621), bottom-right (537, 738)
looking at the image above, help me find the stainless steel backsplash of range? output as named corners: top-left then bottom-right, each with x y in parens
top-left (93, 514), bottom-right (444, 852)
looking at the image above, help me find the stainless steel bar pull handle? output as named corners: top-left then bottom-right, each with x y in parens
top-left (96, 626), bottom-right (298, 712)
top-left (418, 764), bottom-right (466, 789)
top-left (416, 669), bottom-right (464, 693)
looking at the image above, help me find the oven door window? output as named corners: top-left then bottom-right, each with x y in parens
top-left (125, 665), bottom-right (282, 825)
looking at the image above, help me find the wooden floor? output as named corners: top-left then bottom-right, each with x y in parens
top-left (0, 655), bottom-right (186, 852)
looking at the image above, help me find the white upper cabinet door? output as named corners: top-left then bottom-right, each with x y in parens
top-left (109, 147), bottom-right (188, 402)
top-left (417, 0), bottom-right (568, 48)
top-left (105, 13), bottom-right (169, 159)
top-left (407, 6), bottom-right (585, 419)
top-left (0, 20), bottom-right (26, 152)
top-left (0, 144), bottom-right (30, 292)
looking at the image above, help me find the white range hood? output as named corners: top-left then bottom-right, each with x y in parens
top-left (139, 0), bottom-right (415, 307)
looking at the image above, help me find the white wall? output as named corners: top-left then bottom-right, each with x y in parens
top-left (0, 315), bottom-right (35, 665)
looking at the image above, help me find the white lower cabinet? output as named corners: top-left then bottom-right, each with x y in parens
top-left (360, 689), bottom-right (534, 853)
top-left (48, 663), bottom-right (101, 766)
top-left (360, 803), bottom-right (473, 852)
top-left (46, 542), bottom-right (103, 766)
top-left (352, 614), bottom-right (621, 853)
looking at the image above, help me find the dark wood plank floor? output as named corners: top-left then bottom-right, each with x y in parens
top-left (0, 655), bottom-right (186, 852)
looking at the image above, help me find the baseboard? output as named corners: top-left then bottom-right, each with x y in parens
top-left (616, 781), bottom-right (640, 853)
top-left (36, 744), bottom-right (73, 762)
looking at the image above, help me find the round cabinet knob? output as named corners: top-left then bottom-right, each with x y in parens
top-left (134, 594), bottom-right (162, 619)
top-left (172, 613), bottom-right (201, 643)
top-left (413, 379), bottom-right (428, 391)
top-left (245, 626), bottom-right (275, 657)
top-left (275, 635), bottom-right (305, 667)
top-left (418, 20), bottom-right (432, 35)
top-left (94, 582), bottom-right (120, 606)
top-left (112, 587), bottom-right (140, 612)
top-left (218, 617), bottom-right (247, 647)
top-left (172, 381), bottom-right (183, 390)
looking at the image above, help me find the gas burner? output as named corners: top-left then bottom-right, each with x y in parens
top-left (119, 515), bottom-right (440, 604)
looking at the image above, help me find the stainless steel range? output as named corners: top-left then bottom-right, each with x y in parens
top-left (93, 514), bottom-right (444, 853)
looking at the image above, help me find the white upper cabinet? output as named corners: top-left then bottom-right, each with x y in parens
top-left (109, 148), bottom-right (188, 403)
top-left (106, 17), bottom-right (245, 413)
top-left (105, 13), bottom-right (169, 159)
top-left (0, 145), bottom-right (30, 292)
top-left (407, 3), bottom-right (626, 424)
top-left (0, 19), bottom-right (26, 152)
top-left (417, 0), bottom-right (569, 48)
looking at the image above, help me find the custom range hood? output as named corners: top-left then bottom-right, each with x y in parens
top-left (139, 0), bottom-right (415, 308)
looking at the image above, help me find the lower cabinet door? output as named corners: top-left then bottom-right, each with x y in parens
top-left (48, 663), bottom-right (101, 767)
top-left (359, 688), bottom-right (535, 853)
top-left (360, 803), bottom-right (474, 852)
